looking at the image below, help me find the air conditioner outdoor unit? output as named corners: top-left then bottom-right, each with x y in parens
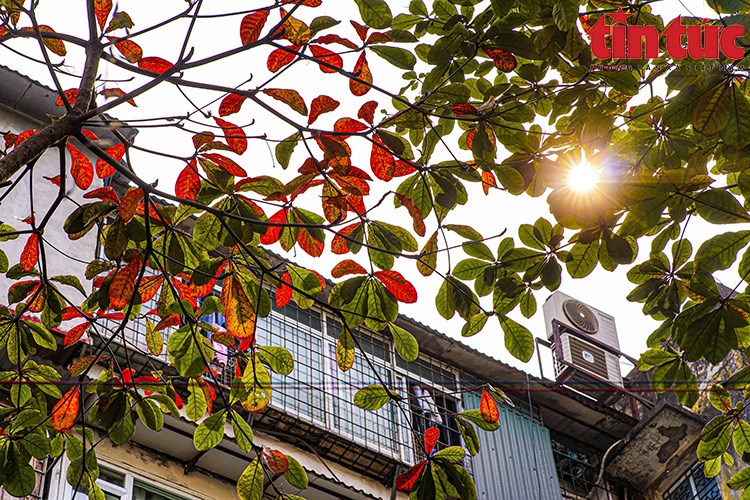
top-left (543, 291), bottom-right (623, 388)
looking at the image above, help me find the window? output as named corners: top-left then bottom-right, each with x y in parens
top-left (62, 465), bottom-right (192, 500)
top-left (663, 462), bottom-right (721, 500)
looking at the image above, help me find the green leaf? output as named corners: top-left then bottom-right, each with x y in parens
top-left (354, 0), bottom-right (393, 29)
top-left (353, 384), bottom-right (391, 410)
top-left (50, 275), bottom-right (87, 295)
top-left (552, 0), bottom-right (578, 31)
top-left (459, 409), bottom-right (499, 431)
top-left (455, 417), bottom-right (480, 455)
top-left (498, 315), bottom-right (534, 362)
top-left (231, 411), bottom-right (255, 453)
top-left (695, 231), bottom-right (750, 273)
top-left (257, 346), bottom-right (294, 375)
top-left (461, 312), bottom-right (488, 337)
top-left (728, 467), bottom-right (750, 490)
top-left (433, 446), bottom-right (466, 462)
top-left (186, 379), bottom-right (208, 421)
top-left (709, 385), bottom-right (733, 413)
top-left (276, 132), bottom-right (301, 169)
top-left (695, 189), bottom-right (749, 224)
top-left (734, 420), bottom-right (750, 456)
top-left (237, 457), bottom-right (264, 500)
top-left (168, 328), bottom-right (213, 378)
top-left (566, 240), bottom-right (599, 278)
top-left (194, 410), bottom-right (227, 451)
top-left (389, 323), bottom-right (419, 361)
top-left (136, 399), bottom-right (164, 432)
top-left (698, 414), bottom-right (732, 461)
top-left (370, 46), bottom-right (416, 70)
top-left (284, 456), bottom-right (308, 490)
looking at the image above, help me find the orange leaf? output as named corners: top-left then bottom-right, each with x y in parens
top-left (100, 88), bottom-right (137, 106)
top-left (55, 89), bottom-right (78, 107)
top-left (109, 254), bottom-right (141, 310)
top-left (260, 209), bottom-right (287, 245)
top-left (66, 144), bottom-right (94, 190)
top-left (331, 259), bottom-right (367, 278)
top-left (26, 285), bottom-right (45, 313)
top-left (395, 460), bottom-right (426, 492)
top-left (119, 187), bottom-right (143, 223)
top-left (263, 88), bottom-right (308, 116)
top-left (312, 34), bottom-right (358, 50)
top-left (175, 162), bottom-right (201, 200)
top-left (334, 118), bottom-right (367, 135)
top-left (261, 446), bottom-right (289, 474)
top-left (358, 101), bottom-right (378, 125)
top-left (331, 222), bottom-right (361, 254)
top-left (297, 227), bottom-right (324, 257)
top-left (219, 93), bottom-right (247, 117)
top-left (64, 322), bottom-right (89, 346)
top-left (43, 175), bottom-right (61, 186)
top-left (51, 388), bottom-right (79, 432)
top-left (483, 47), bottom-right (517, 72)
top-left (32, 26), bottom-right (66, 56)
top-left (424, 427), bottom-right (440, 455)
top-left (373, 270), bottom-right (417, 303)
top-left (267, 44), bottom-right (299, 72)
top-left (94, 0), bottom-right (112, 31)
top-left (193, 132), bottom-right (215, 150)
top-left (68, 355), bottom-right (106, 377)
top-left (308, 95), bottom-right (340, 125)
top-left (83, 186), bottom-right (120, 204)
top-left (350, 52), bottom-right (372, 96)
top-left (370, 136), bottom-right (395, 181)
top-left (19, 234), bottom-right (39, 272)
top-left (480, 388), bottom-right (500, 423)
top-left (395, 193), bottom-right (425, 237)
top-left (200, 153), bottom-right (247, 177)
top-left (110, 37), bottom-right (143, 63)
top-left (137, 275), bottom-right (164, 303)
top-left (393, 160), bottom-right (417, 177)
top-left (240, 9), bottom-right (269, 45)
top-left (350, 20), bottom-right (369, 41)
top-left (138, 57), bottom-right (174, 74)
top-left (310, 45), bottom-right (343, 73)
top-left (96, 143), bottom-right (126, 179)
top-left (481, 170), bottom-right (497, 195)
top-left (275, 272), bottom-right (293, 308)
top-left (221, 275), bottom-right (257, 340)
top-left (213, 117), bottom-right (247, 155)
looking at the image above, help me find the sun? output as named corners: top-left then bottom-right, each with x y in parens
top-left (567, 160), bottom-right (601, 193)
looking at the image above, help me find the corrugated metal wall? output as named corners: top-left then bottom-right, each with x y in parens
top-left (462, 392), bottom-right (562, 500)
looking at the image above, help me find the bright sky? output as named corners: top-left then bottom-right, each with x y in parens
top-left (1, 1), bottom-right (732, 377)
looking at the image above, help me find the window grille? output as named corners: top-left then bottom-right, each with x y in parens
top-left (663, 462), bottom-right (721, 500)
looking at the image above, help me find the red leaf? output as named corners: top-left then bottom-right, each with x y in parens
top-left (331, 222), bottom-right (361, 254)
top-left (310, 45), bottom-right (343, 73)
top-left (480, 388), bottom-right (500, 423)
top-left (66, 144), bottom-right (94, 190)
top-left (358, 101), bottom-right (378, 125)
top-left (483, 47), bottom-right (517, 72)
top-left (219, 93), bottom-right (248, 117)
top-left (366, 32), bottom-right (390, 44)
top-left (200, 153), bottom-right (247, 177)
top-left (370, 136), bottom-right (395, 181)
top-left (261, 446), bottom-right (289, 474)
top-left (100, 88), bottom-right (137, 106)
top-left (350, 52), bottom-right (372, 96)
top-left (395, 461), bottom-right (426, 492)
top-left (137, 275), bottom-right (164, 303)
top-left (96, 143), bottom-right (126, 179)
top-left (43, 175), bottom-right (61, 186)
top-left (138, 57), bottom-right (173, 74)
top-left (119, 187), bottom-right (143, 223)
top-left (110, 37), bottom-right (143, 63)
top-left (373, 270), bottom-right (417, 303)
top-left (451, 103), bottom-right (477, 116)
top-left (19, 234), bottom-right (39, 272)
top-left (176, 161), bottom-right (201, 200)
top-left (331, 259), bottom-right (367, 278)
top-left (14, 129), bottom-right (38, 147)
top-left (62, 307), bottom-right (85, 321)
top-left (213, 117), bottom-right (247, 155)
top-left (296, 227), bottom-right (324, 257)
top-left (83, 186), bottom-right (120, 204)
top-left (466, 129), bottom-right (475, 151)
top-left (64, 322), bottom-right (89, 346)
top-left (424, 427), bottom-right (440, 455)
top-left (109, 254), bottom-right (141, 310)
top-left (350, 20), bottom-right (369, 41)
top-left (311, 34), bottom-right (358, 49)
top-left (94, 0), bottom-right (112, 30)
top-left (51, 388), bottom-right (79, 432)
top-left (395, 193), bottom-right (425, 237)
top-left (267, 44), bottom-right (299, 72)
top-left (334, 118), bottom-right (368, 135)
top-left (240, 9), bottom-right (269, 45)
top-left (276, 271), bottom-right (293, 308)
top-left (260, 209), bottom-right (287, 245)
top-left (55, 89), bottom-right (78, 107)
top-left (193, 132), bottom-right (215, 150)
top-left (81, 130), bottom-right (99, 142)
top-left (308, 95), bottom-right (340, 125)
top-left (393, 160), bottom-right (417, 177)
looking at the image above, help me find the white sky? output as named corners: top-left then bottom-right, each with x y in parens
top-left (1, 1), bottom-right (733, 377)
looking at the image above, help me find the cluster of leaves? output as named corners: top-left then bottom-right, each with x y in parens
top-left (4, 0), bottom-right (750, 497)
